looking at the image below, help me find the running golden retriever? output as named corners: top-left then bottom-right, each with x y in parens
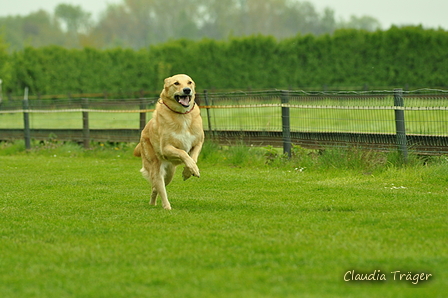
top-left (134, 74), bottom-right (204, 210)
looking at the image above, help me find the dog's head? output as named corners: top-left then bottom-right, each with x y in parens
top-left (161, 74), bottom-right (196, 109)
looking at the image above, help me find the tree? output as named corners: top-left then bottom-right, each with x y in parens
top-left (54, 4), bottom-right (92, 34)
top-left (0, 0), bottom-right (383, 50)
top-left (319, 8), bottom-right (337, 35)
top-left (0, 34), bottom-right (9, 99)
top-left (340, 15), bottom-right (382, 31)
top-left (0, 10), bottom-right (65, 51)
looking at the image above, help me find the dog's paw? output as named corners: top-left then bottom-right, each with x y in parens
top-left (183, 165), bottom-right (200, 180)
top-left (182, 167), bottom-right (192, 180)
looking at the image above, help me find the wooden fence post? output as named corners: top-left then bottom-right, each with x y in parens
top-left (23, 87), bottom-right (31, 150)
top-left (139, 98), bottom-right (146, 133)
top-left (82, 98), bottom-right (90, 149)
top-left (281, 90), bottom-right (291, 157)
top-left (394, 88), bottom-right (408, 162)
top-left (0, 79), bottom-right (3, 106)
top-left (203, 90), bottom-right (213, 138)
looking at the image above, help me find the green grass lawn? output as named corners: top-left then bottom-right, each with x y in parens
top-left (0, 144), bottom-right (447, 297)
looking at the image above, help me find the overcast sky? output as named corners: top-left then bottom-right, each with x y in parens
top-left (1, 0), bottom-right (447, 30)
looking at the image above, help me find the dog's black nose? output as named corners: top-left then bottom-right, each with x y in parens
top-left (183, 87), bottom-right (191, 94)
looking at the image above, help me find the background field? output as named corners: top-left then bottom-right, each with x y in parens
top-left (1, 142), bottom-right (447, 297)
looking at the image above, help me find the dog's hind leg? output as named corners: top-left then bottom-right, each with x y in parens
top-left (149, 162), bottom-right (174, 206)
top-left (149, 161), bottom-right (173, 210)
top-left (152, 177), bottom-right (170, 210)
top-left (150, 188), bottom-right (158, 206)
top-left (140, 163), bottom-right (157, 205)
top-left (164, 163), bottom-right (176, 186)
top-left (141, 158), bottom-right (163, 207)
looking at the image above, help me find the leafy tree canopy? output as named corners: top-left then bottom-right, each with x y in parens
top-left (0, 0), bottom-right (382, 50)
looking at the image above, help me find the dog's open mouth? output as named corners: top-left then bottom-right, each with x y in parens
top-left (175, 95), bottom-right (191, 107)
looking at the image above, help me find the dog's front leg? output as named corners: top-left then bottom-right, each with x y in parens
top-left (182, 142), bottom-right (203, 180)
top-left (162, 145), bottom-right (200, 179)
top-left (189, 142), bottom-right (203, 163)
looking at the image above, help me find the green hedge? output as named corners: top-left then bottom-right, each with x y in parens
top-left (2, 26), bottom-right (447, 97)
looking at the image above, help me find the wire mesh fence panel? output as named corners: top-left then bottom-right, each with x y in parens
top-left (203, 91), bottom-right (282, 131)
top-left (405, 110), bottom-right (447, 135)
top-left (205, 105), bottom-right (281, 131)
top-left (402, 90), bottom-right (448, 137)
top-left (288, 107), bottom-right (396, 133)
top-left (0, 113), bottom-right (23, 129)
top-left (202, 89), bottom-right (448, 153)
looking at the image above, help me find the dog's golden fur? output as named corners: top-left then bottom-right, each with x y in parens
top-left (134, 74), bottom-right (204, 210)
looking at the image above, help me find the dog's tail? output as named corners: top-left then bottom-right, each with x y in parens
top-left (133, 143), bottom-right (142, 157)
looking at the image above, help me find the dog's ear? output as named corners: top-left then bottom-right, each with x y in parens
top-left (160, 77), bottom-right (170, 98)
top-left (163, 77), bottom-right (172, 93)
top-left (164, 77), bottom-right (171, 87)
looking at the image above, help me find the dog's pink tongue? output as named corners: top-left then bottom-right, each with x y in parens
top-left (179, 97), bottom-right (190, 106)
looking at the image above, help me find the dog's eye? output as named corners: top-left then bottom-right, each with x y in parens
top-left (174, 82), bottom-right (180, 86)
top-left (188, 81), bottom-right (192, 85)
